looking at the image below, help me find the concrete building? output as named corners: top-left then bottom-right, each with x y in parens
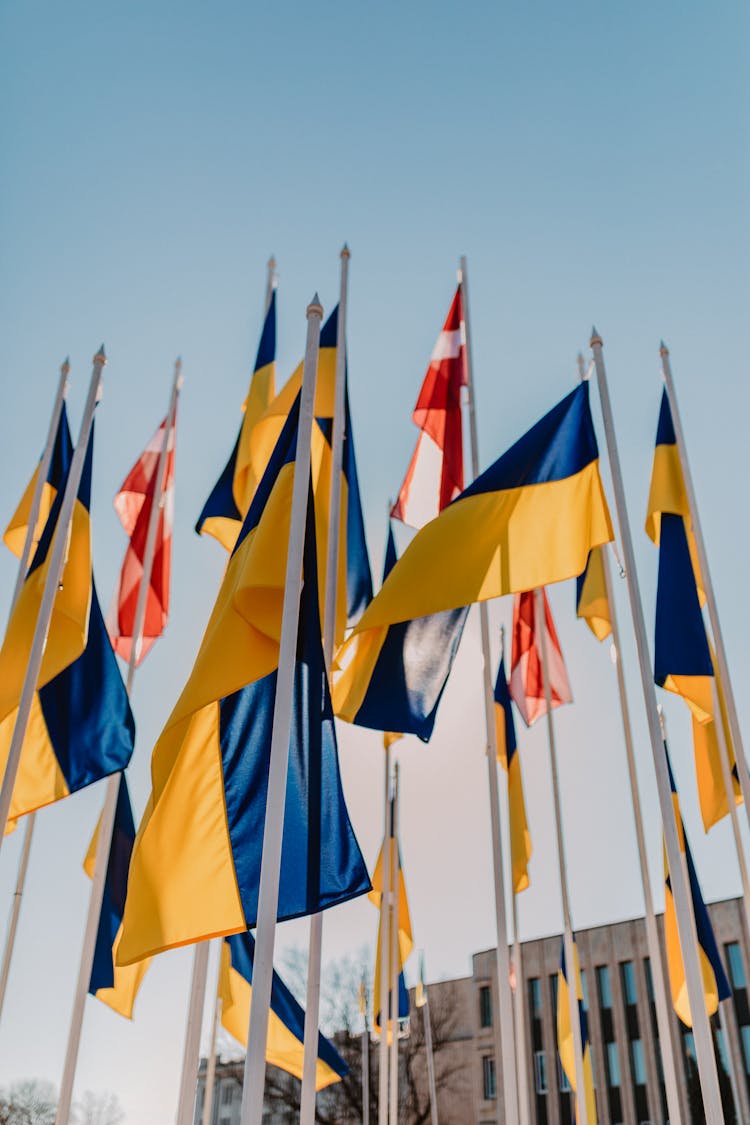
top-left (195, 895), bottom-right (749, 1123)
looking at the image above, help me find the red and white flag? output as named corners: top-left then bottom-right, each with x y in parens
top-left (509, 588), bottom-right (572, 726)
top-left (391, 285), bottom-right (466, 529)
top-left (107, 414), bottom-right (176, 666)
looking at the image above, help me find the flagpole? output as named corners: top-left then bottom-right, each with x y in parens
top-left (590, 328), bottom-right (724, 1121)
top-left (300, 243), bottom-right (350, 1125)
top-left (659, 341), bottom-right (750, 834)
top-left (265, 255), bottom-right (277, 313)
top-left (599, 545), bottom-right (684, 1123)
top-left (533, 588), bottom-right (588, 1123)
top-left (459, 255), bottom-right (520, 1125)
top-left (389, 763), bottom-right (400, 1125)
top-left (55, 360), bottom-right (183, 1125)
top-left (239, 294), bottom-right (323, 1125)
top-left (378, 747), bottom-right (392, 1125)
top-left (510, 889), bottom-right (530, 1124)
top-left (711, 677), bottom-right (750, 944)
top-left (718, 999), bottom-right (746, 1125)
top-left (200, 943), bottom-right (223, 1125)
top-left (0, 345), bottom-right (106, 850)
top-left (175, 942), bottom-right (210, 1125)
top-left (362, 991), bottom-right (370, 1125)
top-left (0, 357), bottom-right (70, 1020)
top-left (420, 961), bottom-right (439, 1125)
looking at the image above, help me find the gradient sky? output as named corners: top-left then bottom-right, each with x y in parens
top-left (1, 1), bottom-right (749, 1121)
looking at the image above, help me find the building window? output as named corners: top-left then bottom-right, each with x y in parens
top-left (580, 968), bottom-right (589, 1011)
top-left (741, 1026), bottom-right (750, 1074)
top-left (534, 1050), bottom-right (548, 1094)
top-left (482, 1055), bottom-right (496, 1100)
top-left (644, 957), bottom-right (654, 1002)
top-left (727, 942), bottom-right (747, 989)
top-left (529, 977), bottom-right (542, 1017)
top-left (631, 1038), bottom-right (646, 1085)
top-left (621, 960), bottom-right (637, 1006)
top-left (558, 1058), bottom-right (572, 1092)
top-left (597, 965), bottom-right (612, 1009)
top-left (683, 1032), bottom-right (697, 1063)
top-left (716, 1028), bottom-right (732, 1077)
top-left (606, 1041), bottom-right (621, 1087)
top-left (479, 984), bottom-right (492, 1028)
top-left (221, 1081), bottom-right (234, 1105)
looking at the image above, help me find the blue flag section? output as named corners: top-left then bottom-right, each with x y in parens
top-left (219, 931), bottom-right (348, 1089)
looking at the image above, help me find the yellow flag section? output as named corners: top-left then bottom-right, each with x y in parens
top-left (493, 650), bottom-right (531, 894)
top-left (196, 291), bottom-right (276, 550)
top-left (369, 827), bottom-right (414, 1037)
top-left (575, 546), bottom-right (612, 643)
top-left (3, 402), bottom-right (71, 559)
top-left (557, 938), bottom-right (597, 1124)
top-left (219, 933), bottom-right (347, 1089)
top-left (84, 775), bottom-right (150, 1019)
top-left (334, 382), bottom-right (612, 720)
top-left (663, 755), bottom-right (731, 1026)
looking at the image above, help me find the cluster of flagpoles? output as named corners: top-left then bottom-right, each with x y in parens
top-left (0, 245), bottom-right (749, 1125)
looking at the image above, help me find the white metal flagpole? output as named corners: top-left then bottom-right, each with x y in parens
top-left (418, 956), bottom-right (439, 1125)
top-left (239, 294), bottom-right (323, 1125)
top-left (378, 749), bottom-right (392, 1125)
top-left (201, 942), bottom-right (223, 1125)
top-left (510, 886), bottom-right (530, 1124)
top-left (0, 345), bottom-right (106, 850)
top-left (459, 255), bottom-right (520, 1125)
top-left (362, 994), bottom-right (370, 1125)
top-left (590, 328), bottom-right (724, 1121)
top-left (711, 677), bottom-right (750, 944)
top-left (56, 360), bottom-right (183, 1125)
top-left (533, 588), bottom-right (588, 1123)
top-left (659, 341), bottom-right (750, 836)
top-left (265, 255), bottom-right (277, 312)
top-left (299, 243), bottom-right (350, 1125)
top-left (175, 942), bottom-right (210, 1125)
top-left (0, 357), bottom-right (70, 1021)
top-left (389, 763), bottom-right (401, 1125)
top-left (599, 544), bottom-right (684, 1123)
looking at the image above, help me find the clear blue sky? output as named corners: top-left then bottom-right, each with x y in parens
top-left (1, 2), bottom-right (748, 1120)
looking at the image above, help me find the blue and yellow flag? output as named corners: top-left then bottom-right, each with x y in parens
top-left (118, 398), bottom-right (370, 966)
top-left (664, 753), bottom-right (731, 1027)
top-left (247, 306), bottom-right (372, 644)
top-left (334, 383), bottom-right (613, 722)
top-left (336, 520), bottom-right (467, 742)
top-left (3, 405), bottom-right (71, 560)
top-left (557, 937), bottom-right (597, 1124)
top-left (219, 931), bottom-right (347, 1090)
top-left (84, 774), bottom-right (150, 1019)
top-left (575, 547), bottom-right (611, 642)
top-left (493, 654), bottom-right (531, 894)
top-left (0, 409), bottom-right (135, 828)
top-left (369, 808), bottom-right (413, 1037)
top-left (648, 392), bottom-right (740, 830)
top-left (196, 290), bottom-right (277, 550)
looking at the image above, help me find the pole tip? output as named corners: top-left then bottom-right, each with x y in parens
top-left (94, 344), bottom-right (107, 365)
top-left (340, 242), bottom-right (351, 259)
top-left (268, 255), bottom-right (276, 270)
top-left (590, 326), bottom-right (602, 348)
top-left (659, 339), bottom-right (669, 356)
top-left (307, 293), bottom-right (324, 319)
top-left (61, 356), bottom-right (70, 376)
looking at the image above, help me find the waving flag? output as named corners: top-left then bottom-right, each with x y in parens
top-left (494, 653), bottom-right (531, 893)
top-left (392, 285), bottom-right (466, 527)
top-left (107, 412), bottom-right (176, 666)
top-left (663, 753), bottom-right (731, 1026)
top-left (197, 290), bottom-right (277, 550)
top-left (575, 547), bottom-right (612, 642)
top-left (509, 588), bottom-right (572, 727)
top-left (84, 775), bottom-right (150, 1018)
top-left (118, 398), bottom-right (370, 966)
top-left (369, 804), bottom-right (413, 1037)
top-left (219, 931), bottom-right (347, 1089)
top-left (557, 937), bottom-right (597, 1123)
top-left (0, 409), bottom-right (135, 828)
top-left (3, 407), bottom-right (70, 560)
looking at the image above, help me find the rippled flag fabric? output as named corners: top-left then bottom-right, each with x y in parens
top-left (557, 937), bottom-right (597, 1123)
top-left (0, 408), bottom-right (134, 829)
top-left (107, 412), bottom-right (176, 665)
top-left (509, 587), bottom-right (572, 727)
top-left (575, 546), bottom-right (612, 642)
top-left (117, 397), bottom-right (370, 967)
top-left (494, 653), bottom-right (531, 893)
top-left (219, 931), bottom-right (347, 1090)
top-left (369, 809), bottom-right (413, 1037)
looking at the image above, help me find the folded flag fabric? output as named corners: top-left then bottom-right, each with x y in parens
top-left (118, 397), bottom-right (370, 966)
top-left (663, 752), bottom-right (731, 1026)
top-left (3, 403), bottom-right (71, 560)
top-left (392, 285), bottom-right (466, 528)
top-left (557, 937), bottom-right (597, 1123)
top-left (0, 408), bottom-right (134, 829)
top-left (107, 412), bottom-right (176, 666)
top-left (369, 812), bottom-right (414, 1036)
top-left (509, 588), bottom-right (572, 727)
top-left (84, 774), bottom-right (150, 1019)
top-left (219, 931), bottom-right (347, 1090)
top-left (334, 520), bottom-right (467, 742)
top-left (414, 952), bottom-right (427, 1009)
top-left (494, 652), bottom-right (531, 893)
top-left (575, 546), bottom-right (612, 642)
top-left (196, 290), bottom-right (277, 550)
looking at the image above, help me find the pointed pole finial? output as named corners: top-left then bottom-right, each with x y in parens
top-left (660, 340), bottom-right (669, 357)
top-left (61, 357), bottom-right (70, 377)
top-left (657, 703), bottom-right (667, 742)
top-left (307, 293), bottom-right (324, 319)
top-left (268, 255), bottom-right (276, 271)
top-left (590, 326), bottom-right (602, 348)
top-left (340, 242), bottom-right (351, 260)
top-left (94, 344), bottom-right (107, 366)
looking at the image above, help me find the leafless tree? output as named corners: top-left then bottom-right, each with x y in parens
top-left (0, 1083), bottom-right (124, 1125)
top-left (74, 1090), bottom-right (125, 1125)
